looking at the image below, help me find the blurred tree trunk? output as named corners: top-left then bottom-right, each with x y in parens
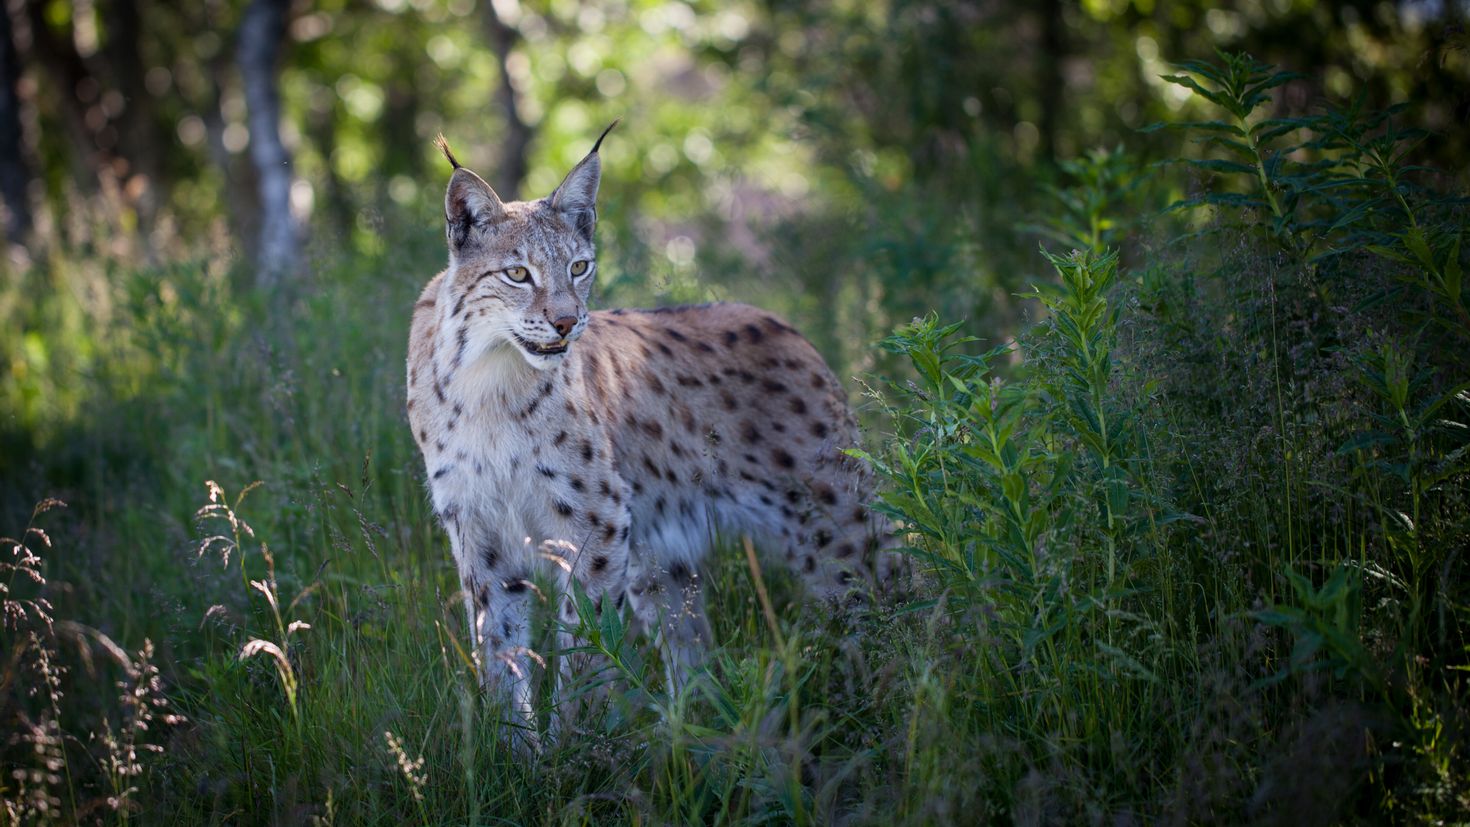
top-left (0, 5), bottom-right (31, 244)
top-left (482, 2), bottom-right (530, 198)
top-left (205, 54), bottom-right (259, 258)
top-left (98, 1), bottom-right (164, 239)
top-left (18, 0), bottom-right (106, 195)
top-left (1036, 0), bottom-right (1064, 164)
top-left (238, 0), bottom-right (296, 288)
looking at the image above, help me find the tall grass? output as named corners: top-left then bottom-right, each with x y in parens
top-left (2, 52), bottom-right (1467, 824)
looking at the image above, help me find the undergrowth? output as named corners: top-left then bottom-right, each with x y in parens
top-left (1, 52), bottom-right (1467, 824)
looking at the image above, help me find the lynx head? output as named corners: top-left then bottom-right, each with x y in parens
top-left (436, 122), bottom-right (616, 371)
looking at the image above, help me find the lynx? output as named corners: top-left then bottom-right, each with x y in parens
top-left (406, 125), bottom-right (886, 739)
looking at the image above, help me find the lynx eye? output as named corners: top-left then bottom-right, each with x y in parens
top-left (570, 260), bottom-right (590, 277)
top-left (504, 266), bottom-right (531, 284)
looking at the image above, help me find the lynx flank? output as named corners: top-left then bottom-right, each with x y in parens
top-left (407, 125), bottom-right (886, 734)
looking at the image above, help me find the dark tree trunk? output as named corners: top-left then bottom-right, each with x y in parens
top-left (1036, 0), bottom-right (1064, 164)
top-left (18, 0), bottom-right (108, 193)
top-left (482, 2), bottom-right (531, 198)
top-left (98, 0), bottom-right (164, 235)
top-left (0, 5), bottom-right (31, 243)
top-left (238, 0), bottom-right (296, 288)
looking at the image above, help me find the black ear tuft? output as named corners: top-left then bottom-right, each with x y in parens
top-left (434, 134), bottom-right (461, 170)
top-left (590, 118), bottom-right (620, 154)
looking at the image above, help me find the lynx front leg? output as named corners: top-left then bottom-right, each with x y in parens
top-left (444, 516), bottom-right (542, 750)
top-left (470, 573), bottom-right (540, 747)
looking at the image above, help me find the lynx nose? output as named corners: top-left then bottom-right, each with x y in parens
top-left (551, 316), bottom-right (577, 337)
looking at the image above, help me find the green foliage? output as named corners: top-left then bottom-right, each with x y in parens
top-left (1154, 51), bottom-right (1470, 350)
top-left (1022, 147), bottom-right (1143, 252)
top-left (856, 57), bottom-right (1469, 818)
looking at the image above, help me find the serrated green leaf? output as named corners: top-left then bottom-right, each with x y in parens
top-left (1159, 73), bottom-right (1230, 110)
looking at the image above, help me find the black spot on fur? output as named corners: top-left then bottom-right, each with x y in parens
top-left (482, 546), bottom-right (499, 568)
top-left (790, 397), bottom-right (808, 415)
top-left (570, 477), bottom-right (586, 492)
top-left (581, 440), bottom-right (594, 461)
top-left (537, 465), bottom-right (556, 478)
top-left (666, 328), bottom-right (687, 342)
top-left (763, 316), bottom-right (793, 334)
top-left (744, 323), bottom-right (764, 344)
top-left (815, 529), bottom-right (833, 548)
top-left (519, 393), bottom-right (544, 419)
top-left (723, 330), bottom-right (740, 346)
top-left (504, 579), bottom-right (528, 593)
top-left (553, 430), bottom-right (569, 446)
top-left (762, 379), bottom-right (787, 394)
top-left (668, 561), bottom-right (692, 584)
top-left (811, 421), bottom-right (830, 439)
top-left (554, 499), bottom-right (575, 517)
top-left (740, 421), bottom-right (762, 444)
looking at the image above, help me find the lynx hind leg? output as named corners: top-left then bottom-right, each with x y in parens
top-left (793, 503), bottom-right (886, 606)
top-left (626, 557), bottom-right (714, 693)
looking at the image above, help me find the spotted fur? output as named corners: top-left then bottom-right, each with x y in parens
top-left (407, 128), bottom-right (888, 739)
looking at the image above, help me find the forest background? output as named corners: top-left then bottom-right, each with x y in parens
top-left (2, 0), bottom-right (1469, 824)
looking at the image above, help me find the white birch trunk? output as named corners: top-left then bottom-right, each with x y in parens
top-left (238, 0), bottom-right (296, 287)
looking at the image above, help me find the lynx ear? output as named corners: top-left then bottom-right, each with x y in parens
top-left (549, 120), bottom-right (618, 241)
top-left (444, 167), bottom-right (506, 251)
